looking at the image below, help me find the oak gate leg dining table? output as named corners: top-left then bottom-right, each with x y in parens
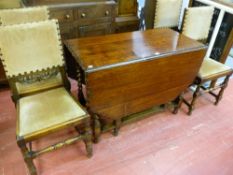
top-left (64, 28), bottom-right (207, 142)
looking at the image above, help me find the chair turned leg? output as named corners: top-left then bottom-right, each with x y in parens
top-left (215, 75), bottom-right (231, 105)
top-left (93, 114), bottom-right (101, 143)
top-left (188, 84), bottom-right (201, 115)
top-left (84, 119), bottom-right (93, 158)
top-left (113, 119), bottom-right (121, 136)
top-left (77, 68), bottom-right (86, 106)
top-left (17, 138), bottom-right (37, 175)
top-left (173, 94), bottom-right (183, 114)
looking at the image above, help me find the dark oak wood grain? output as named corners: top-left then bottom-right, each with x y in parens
top-left (115, 0), bottom-right (139, 33)
top-left (65, 29), bottom-right (205, 70)
top-left (64, 28), bottom-right (207, 136)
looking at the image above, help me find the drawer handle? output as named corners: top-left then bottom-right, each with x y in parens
top-left (65, 14), bottom-right (71, 19)
top-left (105, 10), bottom-right (109, 16)
top-left (81, 13), bottom-right (86, 18)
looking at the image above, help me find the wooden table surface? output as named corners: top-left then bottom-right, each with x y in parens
top-left (65, 28), bottom-right (205, 72)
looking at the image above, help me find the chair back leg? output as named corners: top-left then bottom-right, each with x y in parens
top-left (215, 75), bottom-right (231, 105)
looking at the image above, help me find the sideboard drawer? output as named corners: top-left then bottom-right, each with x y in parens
top-left (60, 23), bottom-right (76, 39)
top-left (77, 5), bottom-right (112, 19)
top-left (78, 23), bottom-right (112, 37)
top-left (50, 8), bottom-right (74, 23)
top-left (24, 1), bottom-right (116, 39)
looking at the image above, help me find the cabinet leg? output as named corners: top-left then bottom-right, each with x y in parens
top-left (113, 119), bottom-right (121, 136)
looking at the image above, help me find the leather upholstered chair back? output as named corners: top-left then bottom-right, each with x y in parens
top-left (0, 20), bottom-right (69, 101)
top-left (154, 0), bottom-right (183, 28)
top-left (181, 6), bottom-right (214, 41)
top-left (0, 6), bottom-right (49, 26)
top-left (0, 6), bottom-right (54, 97)
top-left (0, 20), bottom-right (63, 76)
top-left (0, 0), bottom-right (22, 9)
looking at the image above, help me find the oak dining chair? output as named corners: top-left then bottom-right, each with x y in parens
top-left (0, 20), bottom-right (93, 175)
top-left (181, 6), bottom-right (233, 115)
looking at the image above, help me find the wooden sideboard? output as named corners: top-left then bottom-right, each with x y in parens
top-left (144, 0), bottom-right (156, 29)
top-left (23, 0), bottom-right (116, 39)
top-left (115, 0), bottom-right (140, 33)
top-left (64, 29), bottom-right (207, 140)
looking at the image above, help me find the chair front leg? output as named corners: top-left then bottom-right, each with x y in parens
top-left (17, 138), bottom-right (37, 175)
top-left (77, 68), bottom-right (86, 106)
top-left (113, 119), bottom-right (121, 136)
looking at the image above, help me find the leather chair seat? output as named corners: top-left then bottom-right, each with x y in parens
top-left (198, 58), bottom-right (232, 80)
top-left (18, 87), bottom-right (87, 140)
top-left (16, 73), bottom-right (63, 95)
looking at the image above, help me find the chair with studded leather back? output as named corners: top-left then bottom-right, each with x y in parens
top-left (181, 6), bottom-right (233, 115)
top-left (0, 6), bottom-right (50, 86)
top-left (153, 0), bottom-right (183, 29)
top-left (0, 6), bottom-right (49, 26)
top-left (0, 0), bottom-right (22, 9)
top-left (0, 20), bottom-right (93, 175)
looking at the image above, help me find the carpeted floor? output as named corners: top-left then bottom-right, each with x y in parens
top-left (0, 79), bottom-right (233, 175)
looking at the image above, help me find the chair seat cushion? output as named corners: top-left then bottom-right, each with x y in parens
top-left (198, 58), bottom-right (233, 80)
top-left (18, 87), bottom-right (87, 138)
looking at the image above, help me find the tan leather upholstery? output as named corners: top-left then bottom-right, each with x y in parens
top-left (182, 6), bottom-right (214, 41)
top-left (0, 8), bottom-right (59, 95)
top-left (0, 20), bottom-right (64, 78)
top-left (0, 0), bottom-right (21, 9)
top-left (0, 7), bottom-right (49, 26)
top-left (198, 58), bottom-right (233, 79)
top-left (18, 87), bottom-right (87, 137)
top-left (154, 0), bottom-right (183, 28)
top-left (16, 73), bottom-right (63, 95)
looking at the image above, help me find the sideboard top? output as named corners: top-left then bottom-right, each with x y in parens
top-left (23, 0), bottom-right (114, 6)
top-left (65, 28), bottom-right (206, 72)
